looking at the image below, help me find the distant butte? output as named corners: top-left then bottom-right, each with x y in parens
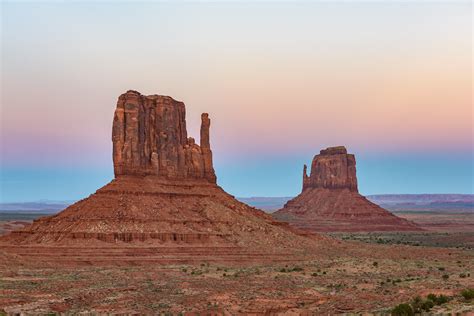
top-left (0, 90), bottom-right (324, 264)
top-left (273, 146), bottom-right (421, 232)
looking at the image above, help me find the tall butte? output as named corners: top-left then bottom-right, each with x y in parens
top-left (273, 146), bottom-right (421, 232)
top-left (1, 90), bottom-right (322, 264)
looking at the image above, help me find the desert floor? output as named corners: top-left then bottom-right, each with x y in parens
top-left (1, 210), bottom-right (474, 314)
top-left (1, 238), bottom-right (473, 314)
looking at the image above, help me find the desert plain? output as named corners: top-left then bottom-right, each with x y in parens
top-left (1, 177), bottom-right (473, 315)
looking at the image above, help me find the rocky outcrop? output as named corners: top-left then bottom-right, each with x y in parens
top-left (275, 146), bottom-right (421, 232)
top-left (302, 146), bottom-right (357, 192)
top-left (112, 90), bottom-right (216, 182)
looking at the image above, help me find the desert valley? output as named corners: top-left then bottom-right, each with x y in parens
top-left (0, 91), bottom-right (472, 314)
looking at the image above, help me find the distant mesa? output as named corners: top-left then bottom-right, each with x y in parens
top-left (1, 90), bottom-right (321, 264)
top-left (273, 146), bottom-right (421, 232)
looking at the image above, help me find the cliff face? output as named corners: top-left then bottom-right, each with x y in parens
top-left (112, 90), bottom-right (216, 182)
top-left (302, 146), bottom-right (357, 192)
top-left (275, 146), bottom-right (421, 232)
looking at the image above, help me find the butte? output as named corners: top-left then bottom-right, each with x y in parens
top-left (273, 146), bottom-right (421, 232)
top-left (0, 90), bottom-right (324, 265)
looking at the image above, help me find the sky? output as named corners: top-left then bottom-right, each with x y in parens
top-left (1, 1), bottom-right (472, 202)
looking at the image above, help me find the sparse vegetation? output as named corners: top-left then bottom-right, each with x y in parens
top-left (461, 288), bottom-right (474, 300)
top-left (279, 266), bottom-right (303, 273)
top-left (392, 293), bottom-right (451, 315)
top-left (427, 293), bottom-right (449, 305)
top-left (391, 303), bottom-right (414, 316)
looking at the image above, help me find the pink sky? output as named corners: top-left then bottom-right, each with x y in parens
top-left (1, 2), bottom-right (472, 200)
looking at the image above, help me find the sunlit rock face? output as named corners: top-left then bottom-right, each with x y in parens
top-left (112, 90), bottom-right (216, 183)
top-left (302, 146), bottom-right (358, 192)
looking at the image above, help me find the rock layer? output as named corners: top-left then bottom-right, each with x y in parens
top-left (275, 146), bottom-right (421, 232)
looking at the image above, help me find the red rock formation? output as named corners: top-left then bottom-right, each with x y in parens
top-left (112, 90), bottom-right (216, 182)
top-left (1, 91), bottom-right (321, 264)
top-left (274, 146), bottom-right (421, 232)
top-left (303, 146), bottom-right (357, 192)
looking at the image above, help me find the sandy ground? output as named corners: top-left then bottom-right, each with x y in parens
top-left (1, 239), bottom-right (473, 314)
top-left (1, 210), bottom-right (473, 314)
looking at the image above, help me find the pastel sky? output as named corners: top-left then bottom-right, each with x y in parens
top-left (1, 1), bottom-right (472, 202)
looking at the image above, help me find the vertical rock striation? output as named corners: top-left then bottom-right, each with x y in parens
top-left (302, 146), bottom-right (357, 192)
top-left (112, 90), bottom-right (216, 182)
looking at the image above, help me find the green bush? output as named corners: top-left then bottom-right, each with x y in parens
top-left (420, 299), bottom-right (434, 311)
top-left (410, 296), bottom-right (423, 313)
top-left (461, 288), bottom-right (474, 300)
top-left (393, 293), bottom-right (451, 315)
top-left (391, 303), bottom-right (414, 316)
top-left (426, 293), bottom-right (449, 305)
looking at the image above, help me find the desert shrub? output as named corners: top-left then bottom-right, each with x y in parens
top-left (391, 303), bottom-right (414, 316)
top-left (438, 267), bottom-right (445, 271)
top-left (373, 261), bottom-right (378, 267)
top-left (461, 288), bottom-right (474, 300)
top-left (394, 294), bottom-right (450, 315)
top-left (442, 274), bottom-right (449, 280)
top-left (420, 299), bottom-right (434, 311)
top-left (410, 296), bottom-right (423, 313)
top-left (426, 293), bottom-right (437, 301)
top-left (280, 266), bottom-right (304, 273)
top-left (426, 293), bottom-right (449, 305)
top-left (311, 272), bottom-right (318, 277)
top-left (459, 273), bottom-right (467, 278)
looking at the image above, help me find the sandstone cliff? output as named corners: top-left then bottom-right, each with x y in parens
top-left (112, 90), bottom-right (216, 182)
top-left (302, 146), bottom-right (357, 192)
